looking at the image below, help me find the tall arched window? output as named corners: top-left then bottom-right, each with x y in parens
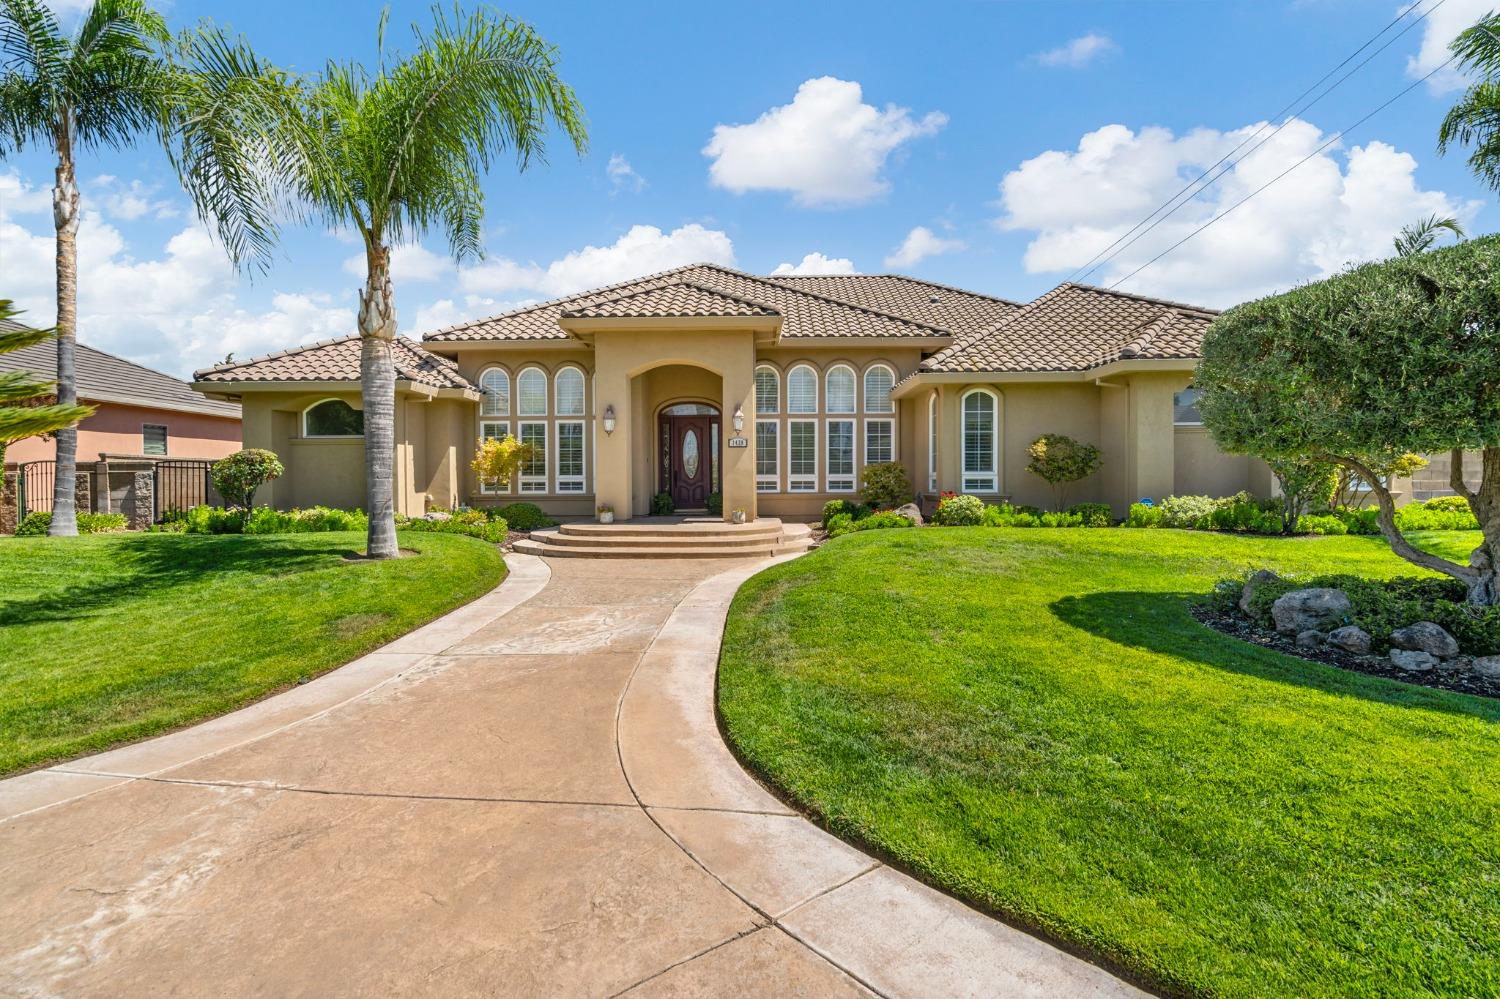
top-left (555, 366), bottom-right (585, 416)
top-left (787, 364), bottom-right (818, 414)
top-left (864, 364), bottom-right (895, 414)
top-left (754, 365), bottom-right (779, 414)
top-left (517, 367), bottom-right (547, 416)
top-left (303, 398), bottom-right (363, 437)
top-left (960, 389), bottom-right (998, 493)
top-left (825, 365), bottom-right (856, 414)
top-left (479, 368), bottom-right (509, 416)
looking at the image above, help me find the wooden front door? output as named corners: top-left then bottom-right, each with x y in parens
top-left (666, 414), bottom-right (713, 509)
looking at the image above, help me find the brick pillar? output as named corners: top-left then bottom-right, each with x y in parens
top-left (75, 470), bottom-right (92, 515)
top-left (1, 470), bottom-right (16, 535)
top-left (127, 470), bottom-right (154, 530)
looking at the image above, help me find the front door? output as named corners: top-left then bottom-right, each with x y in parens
top-left (667, 414), bottom-right (712, 509)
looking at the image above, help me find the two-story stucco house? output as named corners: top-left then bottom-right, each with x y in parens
top-left (190, 264), bottom-right (1270, 520)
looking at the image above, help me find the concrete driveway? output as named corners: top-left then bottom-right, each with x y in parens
top-left (0, 554), bottom-right (1145, 998)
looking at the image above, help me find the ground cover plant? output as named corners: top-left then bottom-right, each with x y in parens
top-left (719, 527), bottom-right (1497, 998)
top-left (0, 531), bottom-right (505, 775)
top-left (15, 511), bottom-right (125, 535)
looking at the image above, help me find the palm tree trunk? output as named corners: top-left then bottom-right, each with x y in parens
top-left (359, 244), bottom-right (399, 559)
top-left (48, 153), bottom-right (80, 537)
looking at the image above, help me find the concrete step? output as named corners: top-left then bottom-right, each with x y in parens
top-left (538, 529), bottom-right (781, 550)
top-left (513, 538), bottom-right (780, 559)
top-left (557, 520), bottom-right (784, 540)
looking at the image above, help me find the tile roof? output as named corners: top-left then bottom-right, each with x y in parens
top-left (561, 280), bottom-right (779, 320)
top-left (195, 335), bottom-right (477, 390)
top-left (920, 283), bottom-right (1217, 374)
top-left (0, 317), bottom-right (241, 417)
top-left (764, 274), bottom-right (1019, 335)
top-left (423, 263), bottom-right (945, 342)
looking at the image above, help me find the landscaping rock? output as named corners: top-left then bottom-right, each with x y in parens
top-left (1239, 569), bottom-right (1281, 615)
top-left (1471, 655), bottom-right (1500, 680)
top-left (1390, 621), bottom-right (1460, 659)
top-left (894, 503), bottom-right (924, 527)
top-left (1296, 629), bottom-right (1325, 651)
top-left (1390, 649), bottom-right (1437, 672)
top-left (1271, 588), bottom-right (1351, 635)
top-left (1326, 625), bottom-right (1372, 655)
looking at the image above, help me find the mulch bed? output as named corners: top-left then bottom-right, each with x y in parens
top-left (1192, 604), bottom-right (1500, 700)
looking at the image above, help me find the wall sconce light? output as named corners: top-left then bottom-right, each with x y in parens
top-left (732, 403), bottom-right (744, 433)
top-left (603, 404), bottom-right (616, 435)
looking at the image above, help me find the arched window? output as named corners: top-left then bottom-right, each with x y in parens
top-left (960, 389), bottom-right (998, 493)
top-left (555, 366), bottom-right (585, 416)
top-left (754, 365), bottom-right (779, 414)
top-left (303, 399), bottom-right (363, 437)
top-left (479, 367), bottom-right (509, 416)
top-left (825, 364), bottom-right (856, 414)
top-left (787, 364), bottom-right (818, 414)
top-left (517, 367), bottom-right (547, 416)
top-left (864, 364), bottom-right (895, 414)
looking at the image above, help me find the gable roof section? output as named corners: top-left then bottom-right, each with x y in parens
top-left (765, 274), bottom-right (1019, 336)
top-left (561, 280), bottom-right (779, 320)
top-left (0, 317), bottom-right (240, 418)
top-left (423, 263), bottom-right (945, 342)
top-left (920, 283), bottom-right (1217, 374)
top-left (195, 335), bottom-right (476, 390)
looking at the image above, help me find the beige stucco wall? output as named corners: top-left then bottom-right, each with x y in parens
top-left (1174, 427), bottom-right (1269, 498)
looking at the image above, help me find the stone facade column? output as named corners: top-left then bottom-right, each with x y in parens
top-left (127, 470), bottom-right (154, 530)
top-left (1, 470), bottom-right (17, 534)
top-left (75, 470), bottom-right (92, 515)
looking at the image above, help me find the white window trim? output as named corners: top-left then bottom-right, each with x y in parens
top-left (960, 388), bottom-right (999, 493)
top-left (755, 419), bottom-right (779, 492)
top-left (825, 364), bottom-right (857, 415)
top-left (1173, 386), bottom-right (1204, 427)
top-left (478, 366), bottom-right (511, 417)
top-left (517, 366), bottom-right (548, 417)
top-left (301, 398), bottom-right (364, 439)
top-left (863, 363), bottom-right (896, 414)
top-left (825, 418), bottom-right (856, 493)
top-left (754, 364), bottom-right (780, 415)
top-left (519, 421), bottom-right (548, 494)
top-left (864, 417), bottom-right (895, 465)
top-left (554, 366), bottom-right (586, 417)
top-left (787, 364), bottom-right (819, 415)
top-left (479, 420), bottom-right (512, 494)
top-left (788, 419), bottom-right (818, 492)
top-left (927, 394), bottom-right (938, 492)
top-left (554, 419), bottom-right (586, 493)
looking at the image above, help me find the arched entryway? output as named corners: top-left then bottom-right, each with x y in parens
top-left (657, 402), bottom-right (720, 510)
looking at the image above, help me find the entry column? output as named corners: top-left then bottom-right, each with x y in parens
top-left (721, 340), bottom-right (757, 523)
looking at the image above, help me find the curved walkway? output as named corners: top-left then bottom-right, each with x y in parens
top-left (0, 554), bottom-right (1144, 998)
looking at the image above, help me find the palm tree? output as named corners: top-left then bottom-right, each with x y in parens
top-left (1393, 214), bottom-right (1466, 256)
top-left (180, 5), bottom-right (586, 558)
top-left (0, 0), bottom-right (171, 535)
top-left (0, 300), bottom-right (94, 468)
top-left (1438, 12), bottom-right (1500, 191)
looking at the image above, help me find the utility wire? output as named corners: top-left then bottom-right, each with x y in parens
top-left (1065, 0), bottom-right (1445, 285)
top-left (1107, 56), bottom-right (1457, 293)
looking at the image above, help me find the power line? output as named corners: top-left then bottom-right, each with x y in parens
top-left (1106, 56), bottom-right (1457, 293)
top-left (1065, 0), bottom-right (1445, 286)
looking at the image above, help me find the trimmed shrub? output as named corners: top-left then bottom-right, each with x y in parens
top-left (1125, 502), bottom-right (1165, 528)
top-left (1396, 500), bottom-right (1481, 531)
top-left (982, 503), bottom-right (1039, 527)
top-left (211, 449), bottom-right (284, 509)
top-left (1159, 494), bottom-right (1219, 529)
top-left (827, 510), bottom-right (913, 538)
top-left (399, 515), bottom-right (508, 543)
top-left (243, 506), bottom-right (367, 534)
top-left (931, 494), bottom-right (985, 526)
top-left (822, 499), bottom-right (869, 527)
top-left (1295, 513), bottom-right (1349, 536)
top-left (1420, 496), bottom-right (1473, 513)
top-left (860, 461), bottom-right (914, 511)
top-left (650, 492), bottom-right (675, 516)
top-left (1068, 502), bottom-right (1113, 527)
top-left (824, 513), bottom-right (854, 536)
top-left (496, 503), bottom-right (554, 531)
top-left (14, 511), bottom-right (127, 536)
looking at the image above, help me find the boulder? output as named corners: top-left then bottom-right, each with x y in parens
top-left (1270, 588), bottom-right (1351, 635)
top-left (1239, 569), bottom-right (1281, 616)
top-left (894, 503), bottom-right (924, 527)
top-left (1389, 621), bottom-right (1459, 659)
top-left (1295, 630), bottom-right (1325, 651)
top-left (1325, 625), bottom-right (1372, 655)
top-left (1470, 655), bottom-right (1500, 680)
top-left (1390, 649), bottom-right (1437, 672)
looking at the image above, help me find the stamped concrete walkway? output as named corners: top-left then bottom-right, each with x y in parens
top-left (0, 554), bottom-right (1146, 998)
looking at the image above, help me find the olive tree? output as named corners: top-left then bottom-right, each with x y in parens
top-left (1197, 235), bottom-right (1500, 605)
top-left (1026, 433), bottom-right (1101, 510)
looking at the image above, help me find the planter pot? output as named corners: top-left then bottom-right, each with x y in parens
top-left (598, 511), bottom-right (615, 524)
top-left (731, 510), bottom-right (747, 525)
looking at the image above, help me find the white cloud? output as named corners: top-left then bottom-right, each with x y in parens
top-left (883, 226), bottom-right (966, 268)
top-left (342, 242), bottom-right (450, 283)
top-left (1407, 0), bottom-right (1496, 93)
top-left (703, 77), bottom-right (946, 207)
top-left (606, 153), bottom-right (645, 193)
top-left (408, 294), bottom-right (534, 335)
top-left (1033, 33), bottom-right (1119, 69)
top-left (0, 171), bottom-right (53, 215)
top-left (457, 223), bottom-right (735, 299)
top-left (91, 175), bottom-right (179, 221)
top-left (996, 119), bottom-right (1479, 307)
top-left (771, 252), bottom-right (858, 276)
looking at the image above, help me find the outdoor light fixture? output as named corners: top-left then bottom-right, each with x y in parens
top-left (603, 404), bottom-right (617, 435)
top-left (732, 404), bottom-right (744, 433)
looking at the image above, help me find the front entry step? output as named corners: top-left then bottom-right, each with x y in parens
top-left (515, 518), bottom-right (812, 560)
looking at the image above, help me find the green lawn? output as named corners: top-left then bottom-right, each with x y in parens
top-left (719, 528), bottom-right (1498, 999)
top-left (0, 531), bottom-right (505, 776)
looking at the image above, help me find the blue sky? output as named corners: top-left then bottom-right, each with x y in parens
top-left (2, 0), bottom-right (1494, 376)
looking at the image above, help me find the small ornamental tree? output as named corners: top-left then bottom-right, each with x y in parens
top-left (1331, 452), bottom-right (1428, 511)
top-left (1197, 235), bottom-right (1500, 606)
top-left (211, 449), bottom-right (284, 509)
top-left (470, 435), bottom-right (533, 493)
top-left (1266, 457), bottom-right (1336, 535)
top-left (1026, 434), bottom-right (1102, 510)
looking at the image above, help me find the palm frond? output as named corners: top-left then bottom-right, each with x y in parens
top-left (1393, 215), bottom-right (1467, 256)
top-left (1439, 13), bottom-right (1500, 192)
top-left (0, 400), bottom-right (94, 444)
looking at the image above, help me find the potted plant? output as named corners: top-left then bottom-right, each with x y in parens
top-left (596, 503), bottom-right (615, 524)
top-left (731, 507), bottom-right (747, 525)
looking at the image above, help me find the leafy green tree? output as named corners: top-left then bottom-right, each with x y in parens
top-left (1265, 457), bottom-right (1336, 535)
top-left (210, 448), bottom-right (284, 509)
top-left (1197, 236), bottom-right (1500, 606)
top-left (1393, 215), bottom-right (1465, 256)
top-left (1026, 434), bottom-right (1102, 510)
top-left (1438, 12), bottom-right (1500, 191)
top-left (177, 5), bottom-right (586, 558)
top-left (0, 300), bottom-right (93, 467)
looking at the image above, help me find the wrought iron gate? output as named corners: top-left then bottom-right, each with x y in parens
top-left (153, 459), bottom-right (217, 520)
top-left (16, 460), bottom-right (55, 519)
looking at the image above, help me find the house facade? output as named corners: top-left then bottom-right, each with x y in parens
top-left (192, 264), bottom-right (1271, 520)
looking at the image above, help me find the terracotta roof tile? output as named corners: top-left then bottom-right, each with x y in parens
top-left (561, 281), bottom-right (779, 320)
top-left (764, 274), bottom-right (1019, 335)
top-left (195, 335), bottom-right (476, 390)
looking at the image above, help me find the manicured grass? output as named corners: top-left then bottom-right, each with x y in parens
top-left (719, 528), bottom-right (1498, 998)
top-left (0, 531), bottom-right (506, 776)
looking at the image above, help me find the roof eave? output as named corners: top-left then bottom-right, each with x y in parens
top-left (558, 314), bottom-right (783, 346)
top-left (891, 356), bottom-right (1199, 398)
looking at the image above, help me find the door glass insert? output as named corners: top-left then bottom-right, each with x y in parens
top-left (683, 429), bottom-right (700, 478)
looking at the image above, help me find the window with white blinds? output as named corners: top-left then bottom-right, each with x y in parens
top-left (519, 422), bottom-right (547, 492)
top-left (517, 368), bottom-right (547, 416)
top-left (787, 365), bottom-right (818, 414)
top-left (826, 366), bottom-right (855, 414)
top-left (826, 419), bottom-right (855, 491)
top-left (479, 420), bottom-right (511, 493)
top-left (754, 366), bottom-right (779, 414)
top-left (755, 421), bottom-right (778, 492)
top-left (961, 390), bottom-right (997, 492)
top-left (864, 365), bottom-right (895, 414)
top-left (865, 419), bottom-right (894, 464)
top-left (556, 421), bottom-right (585, 492)
top-left (555, 367), bottom-right (585, 416)
top-left (788, 420), bottom-right (817, 491)
top-left (479, 368), bottom-right (509, 416)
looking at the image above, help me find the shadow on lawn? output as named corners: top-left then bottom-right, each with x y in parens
top-left (0, 534), bottom-right (362, 627)
top-left (1050, 589), bottom-right (1500, 722)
